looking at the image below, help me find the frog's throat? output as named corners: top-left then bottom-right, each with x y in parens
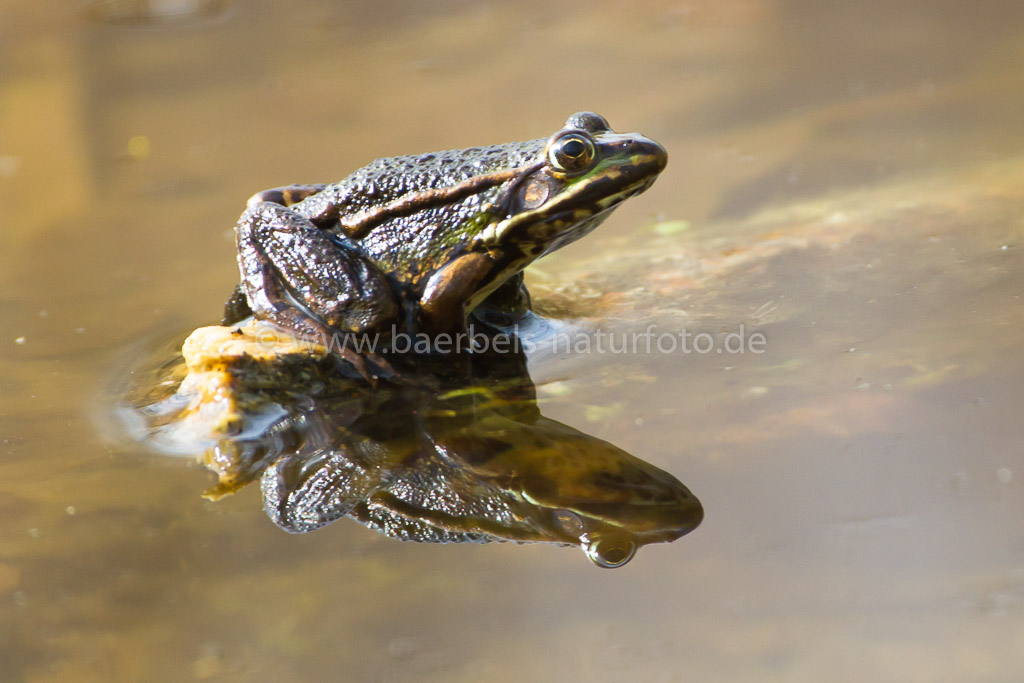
top-left (335, 163), bottom-right (542, 240)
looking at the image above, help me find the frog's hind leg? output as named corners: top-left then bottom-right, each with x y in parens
top-left (236, 202), bottom-right (399, 380)
top-left (221, 185), bottom-right (330, 324)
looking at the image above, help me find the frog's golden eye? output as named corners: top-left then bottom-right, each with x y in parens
top-left (547, 131), bottom-right (597, 174)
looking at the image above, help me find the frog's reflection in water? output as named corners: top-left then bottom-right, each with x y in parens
top-left (162, 328), bottom-right (703, 568)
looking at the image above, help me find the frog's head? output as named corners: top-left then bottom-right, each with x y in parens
top-left (475, 112), bottom-right (668, 260)
top-left (502, 417), bottom-right (702, 567)
top-left (427, 411), bottom-right (702, 568)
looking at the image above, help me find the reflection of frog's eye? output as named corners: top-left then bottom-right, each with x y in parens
top-left (547, 132), bottom-right (597, 174)
top-left (552, 509), bottom-right (584, 537)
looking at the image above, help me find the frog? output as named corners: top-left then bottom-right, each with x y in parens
top-left (225, 112), bottom-right (667, 376)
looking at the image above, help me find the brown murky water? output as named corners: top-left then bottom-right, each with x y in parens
top-left (2, 1), bottom-right (1023, 681)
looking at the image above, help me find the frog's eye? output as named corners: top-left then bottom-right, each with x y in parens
top-left (547, 132), bottom-right (597, 174)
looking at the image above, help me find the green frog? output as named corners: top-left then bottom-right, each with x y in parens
top-left (227, 112), bottom-right (667, 373)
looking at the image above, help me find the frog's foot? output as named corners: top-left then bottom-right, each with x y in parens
top-left (246, 299), bottom-right (405, 383)
top-left (243, 287), bottom-right (379, 380)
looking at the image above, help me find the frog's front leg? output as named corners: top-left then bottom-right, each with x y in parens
top-left (236, 202), bottom-right (399, 372)
top-left (417, 251), bottom-right (499, 334)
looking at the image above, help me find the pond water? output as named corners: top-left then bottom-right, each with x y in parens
top-left (2, 1), bottom-right (1023, 681)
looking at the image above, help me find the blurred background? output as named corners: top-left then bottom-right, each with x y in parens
top-left (1, 1), bottom-right (1023, 681)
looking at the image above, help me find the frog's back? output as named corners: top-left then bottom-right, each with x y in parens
top-left (340, 138), bottom-right (545, 212)
top-left (314, 139), bottom-right (545, 278)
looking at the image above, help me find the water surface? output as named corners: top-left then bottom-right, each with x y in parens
top-left (2, 1), bottom-right (1023, 681)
